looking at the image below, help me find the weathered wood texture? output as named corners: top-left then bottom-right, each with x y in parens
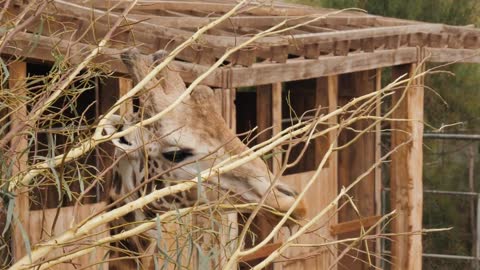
top-left (330, 216), bottom-right (381, 236)
top-left (337, 70), bottom-right (380, 269)
top-left (6, 31), bottom-right (480, 92)
top-left (390, 64), bottom-right (424, 270)
top-left (374, 69), bottom-right (383, 267)
top-left (280, 171), bottom-right (337, 270)
top-left (8, 0), bottom-right (479, 64)
top-left (27, 204), bottom-right (109, 270)
top-left (9, 61), bottom-right (30, 262)
top-left (256, 84), bottom-right (274, 170)
top-left (278, 75), bottom-right (338, 270)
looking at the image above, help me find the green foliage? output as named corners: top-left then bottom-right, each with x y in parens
top-left (292, 0), bottom-right (480, 25)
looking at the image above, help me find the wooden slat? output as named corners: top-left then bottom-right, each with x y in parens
top-left (225, 48), bottom-right (418, 88)
top-left (128, 15), bottom-right (377, 31)
top-left (426, 48), bottom-right (480, 63)
top-left (65, 0), bottom-right (319, 16)
top-left (10, 61), bottom-right (29, 261)
top-left (270, 24), bottom-right (445, 47)
top-left (3, 32), bottom-right (221, 86)
top-left (218, 212), bottom-right (238, 268)
top-left (256, 84), bottom-right (273, 169)
top-left (390, 64), bottom-right (424, 270)
top-left (97, 77), bottom-right (122, 199)
top-left (28, 204), bottom-right (109, 270)
top-left (256, 85), bottom-right (273, 144)
top-left (304, 43), bottom-right (320, 59)
top-left (314, 77), bottom-right (329, 166)
top-left (239, 242), bottom-right (283, 263)
top-left (271, 46), bottom-right (288, 63)
top-left (7, 31), bottom-right (480, 91)
top-left (330, 216), bottom-right (381, 235)
top-left (218, 88), bottom-right (236, 132)
top-left (271, 82), bottom-right (282, 174)
top-left (281, 169), bottom-right (337, 270)
top-left (118, 77), bottom-right (134, 115)
top-left (374, 69), bottom-right (383, 268)
top-left (13, 2), bottom-right (460, 49)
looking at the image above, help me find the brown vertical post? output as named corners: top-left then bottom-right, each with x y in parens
top-left (256, 85), bottom-right (273, 143)
top-left (97, 77), bottom-right (123, 198)
top-left (390, 63), bottom-right (424, 270)
top-left (222, 88), bottom-right (237, 133)
top-left (256, 84), bottom-right (273, 170)
top-left (374, 69), bottom-right (383, 267)
top-left (257, 83), bottom-right (282, 172)
top-left (9, 61), bottom-right (29, 261)
top-left (271, 83), bottom-right (282, 174)
top-left (327, 75), bottom-right (339, 270)
top-left (315, 77), bottom-right (329, 167)
top-left (255, 83), bottom-right (282, 270)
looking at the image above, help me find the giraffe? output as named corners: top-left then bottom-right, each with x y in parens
top-left (103, 49), bottom-right (307, 268)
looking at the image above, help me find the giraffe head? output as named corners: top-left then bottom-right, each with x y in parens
top-left (106, 49), bottom-right (306, 219)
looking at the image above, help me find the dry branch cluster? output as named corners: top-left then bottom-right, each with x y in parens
top-left (0, 1), bottom-right (430, 269)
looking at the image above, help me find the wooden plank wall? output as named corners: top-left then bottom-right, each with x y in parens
top-left (337, 70), bottom-right (381, 269)
top-left (8, 68), bottom-right (125, 269)
top-left (390, 64), bottom-right (424, 270)
top-left (28, 204), bottom-right (109, 270)
top-left (277, 76), bottom-right (339, 270)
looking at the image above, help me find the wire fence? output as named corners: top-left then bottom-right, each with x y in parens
top-left (382, 133), bottom-right (480, 269)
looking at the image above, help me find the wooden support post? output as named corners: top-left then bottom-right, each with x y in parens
top-left (315, 76), bottom-right (338, 168)
top-left (271, 83), bottom-right (282, 174)
top-left (390, 63), bottom-right (424, 270)
top-left (326, 75), bottom-right (339, 270)
top-left (9, 61), bottom-right (29, 261)
top-left (256, 83), bottom-right (282, 172)
top-left (374, 69), bottom-right (383, 268)
top-left (223, 88), bottom-right (237, 133)
top-left (254, 83), bottom-right (282, 270)
top-left (256, 85), bottom-right (273, 144)
top-left (219, 212), bottom-right (239, 268)
top-left (97, 77), bottom-right (123, 199)
top-left (213, 88), bottom-right (236, 132)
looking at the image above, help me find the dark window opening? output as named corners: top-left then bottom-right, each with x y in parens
top-left (26, 63), bottom-right (106, 210)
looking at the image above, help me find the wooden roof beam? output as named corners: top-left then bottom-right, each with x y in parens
top-left (59, 0), bottom-right (321, 16)
top-left (7, 32), bottom-right (480, 91)
top-left (47, 1), bottom-right (450, 49)
top-left (221, 48), bottom-right (419, 87)
top-left (3, 32), bottom-right (221, 87)
top-left (426, 48), bottom-right (480, 63)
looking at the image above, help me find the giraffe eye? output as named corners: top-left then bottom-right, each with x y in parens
top-left (161, 149), bottom-right (193, 163)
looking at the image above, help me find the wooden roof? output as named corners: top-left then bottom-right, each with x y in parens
top-left (4, 0), bottom-right (480, 87)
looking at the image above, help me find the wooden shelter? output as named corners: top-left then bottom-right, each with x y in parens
top-left (3, 0), bottom-right (480, 269)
